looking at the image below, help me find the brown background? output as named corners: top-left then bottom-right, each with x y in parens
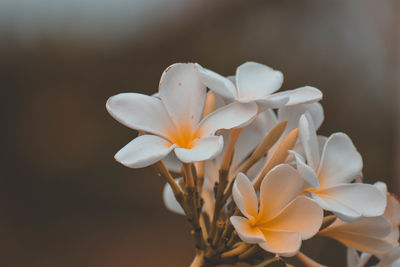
top-left (1, 0), bottom-right (399, 266)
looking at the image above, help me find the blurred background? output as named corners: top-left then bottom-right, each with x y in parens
top-left (1, 0), bottom-right (399, 266)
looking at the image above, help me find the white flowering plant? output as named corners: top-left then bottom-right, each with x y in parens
top-left (106, 62), bottom-right (400, 267)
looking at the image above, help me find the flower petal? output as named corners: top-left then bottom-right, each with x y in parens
top-left (258, 229), bottom-right (302, 257)
top-left (376, 247), bottom-right (400, 267)
top-left (278, 102), bottom-right (324, 136)
top-left (115, 135), bottom-right (175, 168)
top-left (273, 86), bottom-right (322, 106)
top-left (320, 217), bottom-right (394, 254)
top-left (174, 136), bottom-right (223, 163)
top-left (230, 216), bottom-right (266, 243)
top-left (232, 173), bottom-right (258, 219)
top-left (236, 62), bottom-right (283, 99)
top-left (159, 63), bottom-right (206, 128)
top-left (263, 196), bottom-right (323, 239)
top-left (258, 164), bottom-right (304, 221)
top-left (196, 64), bottom-right (237, 99)
top-left (317, 133), bottom-right (363, 187)
top-left (106, 93), bottom-right (175, 138)
top-left (163, 178), bottom-right (185, 215)
top-left (299, 113), bottom-right (320, 170)
top-left (232, 109), bottom-right (278, 169)
top-left (313, 183), bottom-right (387, 221)
top-left (290, 151), bottom-right (319, 188)
top-left (198, 102), bottom-right (258, 136)
top-left (346, 248), bottom-right (360, 267)
top-left (163, 152), bottom-right (182, 173)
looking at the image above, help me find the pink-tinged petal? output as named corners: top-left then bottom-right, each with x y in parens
top-left (317, 133), bottom-right (363, 187)
top-left (314, 183), bottom-right (386, 221)
top-left (376, 247), bottom-right (400, 267)
top-left (196, 64), bottom-right (237, 100)
top-left (258, 229), bottom-right (302, 257)
top-left (385, 193), bottom-right (400, 228)
top-left (290, 151), bottom-right (319, 188)
top-left (198, 102), bottom-right (258, 136)
top-left (174, 136), bottom-right (223, 163)
top-left (263, 196), bottom-right (323, 240)
top-left (236, 62), bottom-right (283, 99)
top-left (115, 135), bottom-right (175, 168)
top-left (202, 190), bottom-right (215, 220)
top-left (230, 216), bottom-right (266, 243)
top-left (258, 165), bottom-right (304, 221)
top-left (278, 102), bottom-right (324, 135)
top-left (203, 159), bottom-right (220, 191)
top-left (163, 178), bottom-right (184, 215)
top-left (320, 217), bottom-right (394, 254)
top-left (273, 86), bottom-right (322, 106)
top-left (232, 109), bottom-right (277, 169)
top-left (299, 114), bottom-right (320, 170)
top-left (159, 63), bottom-right (206, 128)
top-left (232, 173), bottom-right (258, 219)
top-left (384, 228), bottom-right (399, 246)
top-left (106, 93), bottom-right (175, 138)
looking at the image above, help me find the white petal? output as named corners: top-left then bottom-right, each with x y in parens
top-left (236, 62), bottom-right (283, 99)
top-left (230, 216), bottom-right (266, 243)
top-left (198, 102), bottom-right (258, 136)
top-left (320, 217), bottom-right (394, 254)
top-left (258, 229), bottom-right (302, 257)
top-left (254, 94), bottom-right (289, 108)
top-left (264, 196), bottom-right (323, 239)
top-left (174, 136), bottom-right (223, 163)
top-left (313, 183), bottom-right (387, 221)
top-left (159, 63), bottom-right (206, 128)
top-left (232, 173), bottom-right (258, 219)
top-left (115, 135), bottom-right (175, 168)
top-left (202, 190), bottom-right (215, 220)
top-left (196, 64), bottom-right (237, 99)
top-left (346, 248), bottom-right (360, 267)
top-left (203, 159), bottom-right (220, 191)
top-left (290, 151), bottom-right (319, 188)
top-left (272, 86), bottom-right (322, 106)
top-left (163, 178), bottom-right (185, 215)
top-left (278, 102), bottom-right (324, 135)
top-left (163, 152), bottom-right (182, 173)
top-left (258, 164), bottom-right (304, 221)
top-left (299, 113), bottom-right (320, 170)
top-left (317, 133), bottom-right (363, 187)
top-left (385, 193), bottom-right (400, 228)
top-left (106, 93), bottom-right (175, 138)
top-left (232, 109), bottom-right (278, 169)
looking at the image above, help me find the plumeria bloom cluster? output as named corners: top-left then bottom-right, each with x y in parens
top-left (107, 62), bottom-right (400, 267)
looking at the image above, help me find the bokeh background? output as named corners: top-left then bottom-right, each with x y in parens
top-left (1, 0), bottom-right (399, 266)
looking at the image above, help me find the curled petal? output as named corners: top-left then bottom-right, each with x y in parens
top-left (159, 63), bottom-right (206, 128)
top-left (106, 93), bottom-right (174, 138)
top-left (299, 113), bottom-right (320, 170)
top-left (236, 62), bottom-right (283, 99)
top-left (115, 135), bottom-right (175, 168)
top-left (263, 196), bottom-right (323, 240)
top-left (258, 164), bottom-right (304, 221)
top-left (290, 151), bottom-right (319, 188)
top-left (232, 173), bottom-right (258, 219)
top-left (273, 86), bottom-right (322, 106)
top-left (230, 216), bottom-right (266, 243)
top-left (163, 178), bottom-right (184, 215)
top-left (258, 229), bottom-right (302, 257)
top-left (317, 133), bottom-right (363, 187)
top-left (320, 217), bottom-right (394, 254)
top-left (197, 64), bottom-right (237, 99)
top-left (198, 102), bottom-right (258, 136)
top-left (174, 136), bottom-right (223, 163)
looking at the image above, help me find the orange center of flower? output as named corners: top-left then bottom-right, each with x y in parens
top-left (166, 124), bottom-right (203, 149)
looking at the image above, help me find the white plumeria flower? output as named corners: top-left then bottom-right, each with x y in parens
top-left (230, 165), bottom-right (323, 256)
top-left (197, 61), bottom-right (322, 108)
top-left (106, 63), bottom-right (258, 168)
top-left (292, 114), bottom-right (386, 221)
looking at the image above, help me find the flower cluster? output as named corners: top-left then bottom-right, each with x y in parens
top-left (107, 62), bottom-right (400, 266)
